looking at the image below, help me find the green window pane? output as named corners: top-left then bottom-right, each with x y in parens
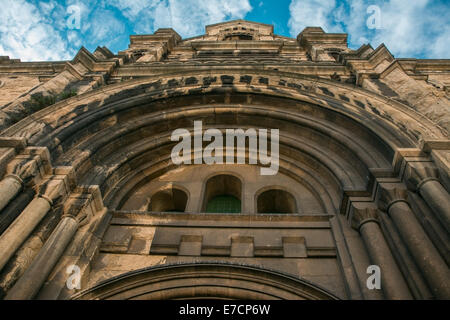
top-left (206, 195), bottom-right (241, 213)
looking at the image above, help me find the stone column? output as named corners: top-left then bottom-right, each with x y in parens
top-left (0, 157), bottom-right (39, 212)
top-left (0, 174), bottom-right (23, 212)
top-left (0, 179), bottom-right (63, 272)
top-left (406, 163), bottom-right (450, 231)
top-left (379, 186), bottom-right (450, 299)
top-left (0, 188), bottom-right (35, 234)
top-left (5, 215), bottom-right (79, 300)
top-left (0, 197), bottom-right (51, 272)
top-left (351, 206), bottom-right (412, 299)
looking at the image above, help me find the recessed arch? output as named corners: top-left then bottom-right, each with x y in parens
top-left (3, 71), bottom-right (439, 217)
top-left (148, 186), bottom-right (188, 212)
top-left (72, 263), bottom-right (339, 300)
top-left (8, 70), bottom-right (443, 149)
top-left (2, 20), bottom-right (447, 302)
top-left (59, 102), bottom-right (382, 211)
top-left (202, 174), bottom-right (242, 213)
top-left (256, 186), bottom-right (297, 214)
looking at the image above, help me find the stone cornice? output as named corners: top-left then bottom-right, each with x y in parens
top-left (297, 27), bottom-right (347, 45)
top-left (72, 47), bottom-right (119, 73)
top-left (0, 61), bottom-right (66, 74)
top-left (190, 40), bottom-right (284, 51)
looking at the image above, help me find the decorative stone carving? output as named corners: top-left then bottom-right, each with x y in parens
top-left (0, 155), bottom-right (43, 212)
top-left (37, 178), bottom-right (66, 206)
top-left (350, 206), bottom-right (379, 231)
top-left (378, 186), bottom-right (408, 212)
top-left (9, 158), bottom-right (38, 184)
top-left (405, 161), bottom-right (450, 231)
top-left (405, 162), bottom-right (440, 192)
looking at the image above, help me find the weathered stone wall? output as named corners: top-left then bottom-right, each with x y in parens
top-left (363, 68), bottom-right (450, 132)
top-left (0, 20), bottom-right (449, 300)
top-left (0, 75), bottom-right (41, 107)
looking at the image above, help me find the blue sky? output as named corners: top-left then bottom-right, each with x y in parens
top-left (0, 0), bottom-right (449, 61)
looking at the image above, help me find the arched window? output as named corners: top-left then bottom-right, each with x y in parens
top-left (206, 195), bottom-right (241, 213)
top-left (257, 189), bottom-right (297, 214)
top-left (203, 174), bottom-right (242, 213)
top-left (149, 188), bottom-right (188, 212)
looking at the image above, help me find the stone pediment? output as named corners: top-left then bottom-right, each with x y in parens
top-left (201, 19), bottom-right (274, 41)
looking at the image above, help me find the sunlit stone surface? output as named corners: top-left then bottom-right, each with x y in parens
top-left (0, 20), bottom-right (449, 300)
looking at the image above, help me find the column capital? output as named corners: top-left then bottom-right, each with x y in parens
top-left (37, 178), bottom-right (67, 207)
top-left (62, 186), bottom-right (105, 226)
top-left (63, 199), bottom-right (90, 226)
top-left (378, 185), bottom-right (408, 212)
top-left (405, 162), bottom-right (439, 192)
top-left (8, 158), bottom-right (39, 186)
top-left (350, 206), bottom-right (380, 231)
top-left (3, 146), bottom-right (52, 185)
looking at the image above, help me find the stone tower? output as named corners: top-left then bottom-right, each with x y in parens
top-left (0, 20), bottom-right (449, 300)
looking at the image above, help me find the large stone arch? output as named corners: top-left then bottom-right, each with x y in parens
top-left (4, 70), bottom-right (445, 144)
top-left (2, 70), bottom-right (434, 213)
top-left (72, 263), bottom-right (339, 300)
top-left (2, 69), bottom-right (448, 300)
top-left (1, 19), bottom-right (449, 301)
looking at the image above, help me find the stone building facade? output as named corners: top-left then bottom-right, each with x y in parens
top-left (0, 20), bottom-right (449, 300)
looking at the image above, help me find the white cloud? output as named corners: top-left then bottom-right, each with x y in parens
top-left (429, 26), bottom-right (450, 58)
top-left (110, 0), bottom-right (158, 20)
top-left (87, 9), bottom-right (126, 44)
top-left (160, 0), bottom-right (250, 36)
top-left (0, 0), bottom-right (74, 61)
top-left (0, 0), bottom-right (252, 61)
top-left (368, 0), bottom-right (448, 58)
top-left (288, 0), bottom-right (450, 58)
top-left (288, 0), bottom-right (340, 35)
top-left (119, 0), bottom-right (252, 36)
top-left (4, 0), bottom-right (445, 62)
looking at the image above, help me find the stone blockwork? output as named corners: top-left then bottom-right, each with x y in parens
top-left (0, 20), bottom-right (449, 300)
